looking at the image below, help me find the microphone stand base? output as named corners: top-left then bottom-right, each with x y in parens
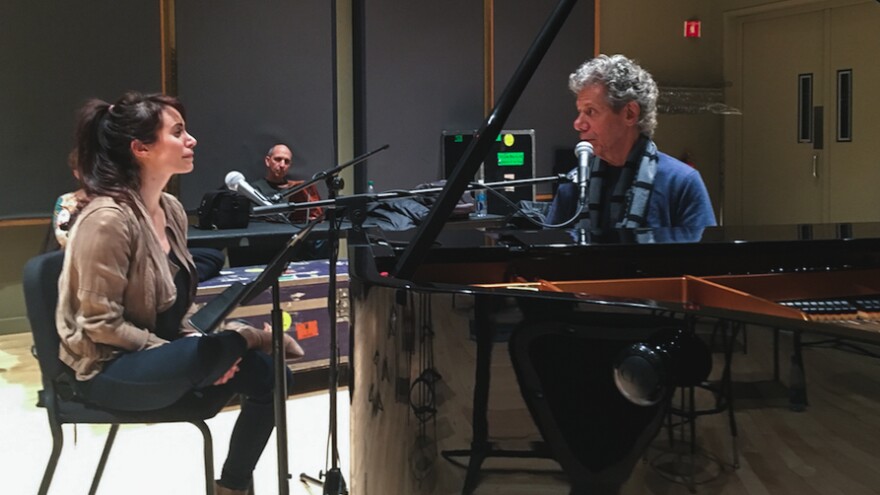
top-left (322, 468), bottom-right (348, 495)
top-left (299, 469), bottom-right (348, 495)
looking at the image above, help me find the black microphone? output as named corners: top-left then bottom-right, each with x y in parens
top-left (574, 141), bottom-right (593, 207)
top-left (224, 171), bottom-right (273, 207)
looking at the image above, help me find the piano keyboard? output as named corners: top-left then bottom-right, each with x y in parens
top-left (778, 296), bottom-right (880, 323)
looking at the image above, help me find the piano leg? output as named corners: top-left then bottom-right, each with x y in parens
top-left (442, 295), bottom-right (556, 495)
top-left (773, 328), bottom-right (780, 383)
top-left (461, 296), bottom-right (494, 494)
top-left (789, 331), bottom-right (809, 412)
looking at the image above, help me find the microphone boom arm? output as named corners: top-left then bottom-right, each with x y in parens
top-left (252, 174), bottom-right (570, 217)
top-left (272, 144), bottom-right (390, 202)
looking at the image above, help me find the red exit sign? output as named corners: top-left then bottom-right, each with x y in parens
top-left (684, 20), bottom-right (701, 38)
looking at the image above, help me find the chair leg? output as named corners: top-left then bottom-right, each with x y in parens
top-left (38, 414), bottom-right (65, 495)
top-left (727, 403), bottom-right (740, 469)
top-left (88, 424), bottom-right (119, 495)
top-left (687, 386), bottom-right (697, 494)
top-left (723, 324), bottom-right (741, 469)
top-left (191, 420), bottom-right (216, 495)
top-left (723, 350), bottom-right (740, 469)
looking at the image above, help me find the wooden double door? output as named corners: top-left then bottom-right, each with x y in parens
top-left (731, 0), bottom-right (880, 225)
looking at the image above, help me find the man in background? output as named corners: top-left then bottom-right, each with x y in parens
top-left (228, 144), bottom-right (326, 266)
top-left (252, 144), bottom-right (323, 223)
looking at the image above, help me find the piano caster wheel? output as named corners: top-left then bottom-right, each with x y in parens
top-left (788, 392), bottom-right (808, 412)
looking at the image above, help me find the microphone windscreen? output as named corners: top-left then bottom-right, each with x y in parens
top-left (575, 141), bottom-right (593, 156)
top-left (225, 171), bottom-right (245, 189)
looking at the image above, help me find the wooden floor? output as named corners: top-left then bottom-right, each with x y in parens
top-left (622, 325), bottom-right (880, 495)
top-left (3, 324), bottom-right (880, 494)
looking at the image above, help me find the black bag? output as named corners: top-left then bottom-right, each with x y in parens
top-left (197, 190), bottom-right (251, 229)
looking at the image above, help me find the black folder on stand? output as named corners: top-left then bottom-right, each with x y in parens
top-left (188, 221), bottom-right (318, 333)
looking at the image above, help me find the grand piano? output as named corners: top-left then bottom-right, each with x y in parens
top-left (346, 223), bottom-right (880, 494)
top-left (341, 1), bottom-right (880, 493)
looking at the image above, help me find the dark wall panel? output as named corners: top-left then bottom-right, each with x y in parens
top-left (363, 0), bottom-right (484, 190)
top-left (0, 0), bottom-right (161, 219)
top-left (361, 0), bottom-right (593, 195)
top-left (1, 1), bottom-right (590, 218)
top-left (496, 0), bottom-right (595, 194)
top-left (176, 0), bottom-right (335, 210)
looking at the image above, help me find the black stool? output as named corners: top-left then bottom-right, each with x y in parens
top-left (653, 320), bottom-right (741, 492)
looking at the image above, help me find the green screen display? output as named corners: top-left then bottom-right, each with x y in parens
top-left (497, 151), bottom-right (524, 166)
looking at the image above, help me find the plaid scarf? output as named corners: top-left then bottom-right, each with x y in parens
top-left (586, 138), bottom-right (658, 231)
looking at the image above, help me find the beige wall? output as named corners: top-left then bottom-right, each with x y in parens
top-left (597, 0), bottom-right (808, 81)
top-left (598, 0), bottom-right (729, 222)
top-left (0, 224), bottom-right (47, 335)
top-left (599, 0), bottom-right (724, 84)
top-left (596, 0), bottom-right (798, 224)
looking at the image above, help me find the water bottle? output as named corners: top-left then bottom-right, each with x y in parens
top-left (367, 180), bottom-right (375, 194)
top-left (475, 185), bottom-right (487, 217)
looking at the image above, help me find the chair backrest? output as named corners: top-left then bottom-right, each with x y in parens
top-left (22, 250), bottom-right (66, 390)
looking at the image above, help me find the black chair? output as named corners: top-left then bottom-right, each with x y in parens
top-left (23, 250), bottom-right (228, 495)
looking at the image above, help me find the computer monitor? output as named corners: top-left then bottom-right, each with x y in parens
top-left (441, 129), bottom-right (535, 215)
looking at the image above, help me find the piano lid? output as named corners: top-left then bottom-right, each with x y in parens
top-left (393, 0), bottom-right (579, 280)
top-left (381, 222), bottom-right (880, 248)
top-left (372, 222), bottom-right (880, 279)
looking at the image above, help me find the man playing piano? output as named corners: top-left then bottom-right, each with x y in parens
top-left (546, 54), bottom-right (716, 231)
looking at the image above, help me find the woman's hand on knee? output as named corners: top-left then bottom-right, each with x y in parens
top-left (262, 322), bottom-right (305, 360)
top-left (213, 357), bottom-right (242, 385)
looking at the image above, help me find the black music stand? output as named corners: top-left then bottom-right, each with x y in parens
top-left (189, 220), bottom-right (318, 495)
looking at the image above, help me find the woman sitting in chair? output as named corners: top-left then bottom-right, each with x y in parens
top-left (56, 91), bottom-right (303, 495)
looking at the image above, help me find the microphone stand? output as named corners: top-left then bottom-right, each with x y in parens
top-left (299, 171), bottom-right (349, 494)
top-left (250, 172), bottom-right (569, 494)
top-left (234, 148), bottom-right (388, 495)
top-left (213, 171), bottom-right (565, 495)
top-left (253, 174), bottom-right (571, 217)
top-left (277, 150), bottom-right (389, 495)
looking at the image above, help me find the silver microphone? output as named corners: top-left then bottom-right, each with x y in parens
top-left (574, 141), bottom-right (593, 207)
top-left (224, 171), bottom-right (272, 207)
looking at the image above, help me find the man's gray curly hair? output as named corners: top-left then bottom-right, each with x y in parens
top-left (569, 54), bottom-right (659, 137)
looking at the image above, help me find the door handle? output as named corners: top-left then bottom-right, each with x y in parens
top-left (812, 154), bottom-right (818, 178)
